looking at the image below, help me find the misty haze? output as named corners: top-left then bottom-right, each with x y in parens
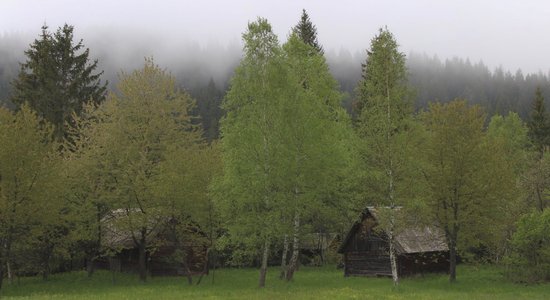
top-left (1, 1), bottom-right (550, 299)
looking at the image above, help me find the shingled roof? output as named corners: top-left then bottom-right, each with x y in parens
top-left (338, 207), bottom-right (448, 254)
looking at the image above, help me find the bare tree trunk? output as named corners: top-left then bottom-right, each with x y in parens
top-left (258, 240), bottom-right (270, 288)
top-left (387, 165), bottom-right (399, 286)
top-left (42, 263), bottom-right (50, 281)
top-left (138, 231), bottom-right (147, 282)
top-left (196, 248), bottom-right (210, 285)
top-left (318, 233), bottom-right (325, 265)
top-left (448, 199), bottom-right (459, 283)
top-left (280, 234), bottom-right (289, 279)
top-left (449, 240), bottom-right (457, 283)
top-left (449, 226), bottom-right (458, 283)
top-left (385, 71), bottom-right (399, 287)
top-left (7, 261), bottom-right (12, 284)
top-left (388, 214), bottom-right (399, 286)
top-left (41, 245), bottom-right (52, 281)
top-left (0, 234), bottom-right (14, 290)
top-left (286, 213), bottom-right (300, 281)
top-left (180, 254), bottom-right (193, 285)
top-left (109, 257), bottom-right (120, 285)
top-left (0, 261), bottom-right (4, 290)
top-left (88, 203), bottom-right (102, 278)
top-left (536, 183), bottom-right (544, 212)
top-left (86, 258), bottom-right (95, 277)
top-left (176, 236), bottom-right (193, 285)
top-left (211, 250), bottom-right (216, 284)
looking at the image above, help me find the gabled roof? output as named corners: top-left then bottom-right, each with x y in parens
top-left (338, 207), bottom-right (448, 254)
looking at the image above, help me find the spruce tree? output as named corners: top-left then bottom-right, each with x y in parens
top-left (528, 86), bottom-right (550, 155)
top-left (292, 9), bottom-right (323, 54)
top-left (11, 24), bottom-right (107, 139)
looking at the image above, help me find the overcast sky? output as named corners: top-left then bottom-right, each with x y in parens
top-left (1, 0), bottom-right (549, 74)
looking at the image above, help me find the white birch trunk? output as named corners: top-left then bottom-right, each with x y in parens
top-left (388, 210), bottom-right (399, 286)
top-left (286, 212), bottom-right (300, 281)
top-left (7, 261), bottom-right (12, 284)
top-left (386, 73), bottom-right (399, 286)
top-left (259, 240), bottom-right (270, 288)
top-left (280, 234), bottom-right (289, 279)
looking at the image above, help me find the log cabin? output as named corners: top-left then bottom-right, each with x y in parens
top-left (338, 207), bottom-right (449, 277)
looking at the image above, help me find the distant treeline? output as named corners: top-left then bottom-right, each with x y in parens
top-left (407, 53), bottom-right (550, 118)
top-left (2, 33), bottom-right (550, 137)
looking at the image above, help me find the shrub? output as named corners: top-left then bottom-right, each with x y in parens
top-left (505, 209), bottom-right (550, 283)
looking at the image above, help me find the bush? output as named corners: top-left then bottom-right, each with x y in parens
top-left (505, 209), bottom-right (550, 283)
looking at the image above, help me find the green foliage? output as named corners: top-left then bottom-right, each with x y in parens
top-left (421, 100), bottom-right (517, 279)
top-left (354, 27), bottom-right (419, 208)
top-left (522, 152), bottom-right (550, 212)
top-left (485, 113), bottom-right (531, 260)
top-left (355, 28), bottom-right (411, 120)
top-left (487, 112), bottom-right (530, 173)
top-left (505, 209), bottom-right (550, 283)
top-left (11, 24), bottom-right (107, 139)
top-left (280, 33), bottom-right (355, 234)
top-left (217, 19), bottom-right (356, 279)
top-left (98, 57), bottom-right (201, 214)
top-left (216, 18), bottom-right (288, 265)
top-left (522, 92), bottom-right (550, 211)
top-left (0, 105), bottom-right (64, 284)
top-left (61, 59), bottom-right (213, 281)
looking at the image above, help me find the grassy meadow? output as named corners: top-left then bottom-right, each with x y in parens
top-left (0, 265), bottom-right (548, 299)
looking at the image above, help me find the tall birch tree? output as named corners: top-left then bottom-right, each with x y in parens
top-left (281, 33), bottom-right (352, 281)
top-left (216, 18), bottom-right (288, 288)
top-left (355, 28), bottom-right (413, 287)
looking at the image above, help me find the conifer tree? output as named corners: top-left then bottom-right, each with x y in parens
top-left (292, 9), bottom-right (323, 54)
top-left (528, 86), bottom-right (550, 155)
top-left (11, 24), bottom-right (106, 139)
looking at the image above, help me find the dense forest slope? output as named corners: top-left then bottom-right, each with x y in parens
top-left (2, 33), bottom-right (549, 134)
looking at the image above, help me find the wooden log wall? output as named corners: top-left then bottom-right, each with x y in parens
top-left (344, 251), bottom-right (391, 276)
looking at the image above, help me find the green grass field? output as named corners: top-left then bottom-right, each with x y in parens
top-left (0, 265), bottom-right (548, 299)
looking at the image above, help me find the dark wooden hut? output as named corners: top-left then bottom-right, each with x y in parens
top-left (338, 207), bottom-right (449, 277)
top-left (96, 209), bottom-right (207, 276)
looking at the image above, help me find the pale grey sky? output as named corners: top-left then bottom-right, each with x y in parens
top-left (1, 0), bottom-right (549, 74)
